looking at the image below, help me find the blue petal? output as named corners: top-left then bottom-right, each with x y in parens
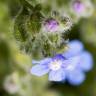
top-left (53, 54), bottom-right (65, 60)
top-left (63, 40), bottom-right (83, 58)
top-left (32, 58), bottom-right (51, 65)
top-left (67, 69), bottom-right (85, 85)
top-left (32, 60), bottom-right (41, 64)
top-left (49, 69), bottom-right (66, 81)
top-left (30, 64), bottom-right (49, 76)
top-left (62, 56), bottom-right (80, 71)
top-left (78, 51), bottom-right (93, 72)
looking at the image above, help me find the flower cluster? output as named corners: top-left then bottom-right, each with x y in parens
top-left (30, 40), bottom-right (93, 85)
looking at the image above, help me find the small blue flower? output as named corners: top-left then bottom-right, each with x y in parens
top-left (30, 40), bottom-right (93, 85)
top-left (31, 54), bottom-right (66, 81)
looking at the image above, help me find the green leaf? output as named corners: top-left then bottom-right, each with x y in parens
top-left (14, 7), bottom-right (29, 42)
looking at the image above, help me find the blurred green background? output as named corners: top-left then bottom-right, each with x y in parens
top-left (0, 0), bottom-right (96, 96)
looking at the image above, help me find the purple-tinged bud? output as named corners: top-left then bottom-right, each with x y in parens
top-left (71, 0), bottom-right (94, 18)
top-left (41, 16), bottom-right (72, 34)
top-left (73, 0), bottom-right (85, 14)
top-left (42, 18), bottom-right (59, 33)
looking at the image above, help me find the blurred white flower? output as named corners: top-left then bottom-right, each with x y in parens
top-left (3, 72), bottom-right (20, 94)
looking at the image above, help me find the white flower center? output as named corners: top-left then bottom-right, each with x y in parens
top-left (49, 60), bottom-right (62, 71)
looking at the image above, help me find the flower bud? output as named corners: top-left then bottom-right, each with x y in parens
top-left (70, 0), bottom-right (94, 18)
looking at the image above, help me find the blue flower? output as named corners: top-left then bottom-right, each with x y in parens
top-left (31, 54), bottom-right (66, 81)
top-left (30, 40), bottom-right (93, 85)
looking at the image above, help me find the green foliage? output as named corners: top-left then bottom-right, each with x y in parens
top-left (13, 0), bottom-right (69, 59)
